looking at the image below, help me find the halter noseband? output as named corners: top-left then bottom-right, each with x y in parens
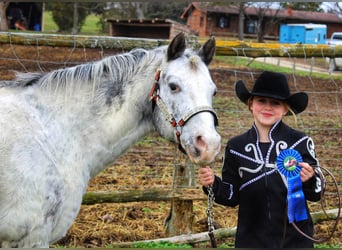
top-left (149, 69), bottom-right (219, 154)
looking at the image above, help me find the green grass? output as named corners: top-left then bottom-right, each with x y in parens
top-left (43, 11), bottom-right (58, 32)
top-left (133, 241), bottom-right (192, 248)
top-left (80, 13), bottom-right (102, 34)
top-left (315, 243), bottom-right (342, 248)
top-left (43, 11), bottom-right (102, 34)
top-left (215, 55), bottom-right (342, 81)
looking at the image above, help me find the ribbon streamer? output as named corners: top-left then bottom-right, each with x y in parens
top-left (276, 149), bottom-right (308, 223)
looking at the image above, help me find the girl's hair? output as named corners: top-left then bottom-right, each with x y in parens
top-left (248, 97), bottom-right (298, 127)
top-left (285, 103), bottom-right (298, 127)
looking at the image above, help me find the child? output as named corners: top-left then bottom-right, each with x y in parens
top-left (199, 71), bottom-right (324, 248)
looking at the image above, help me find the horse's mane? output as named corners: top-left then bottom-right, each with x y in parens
top-left (4, 47), bottom-right (164, 91)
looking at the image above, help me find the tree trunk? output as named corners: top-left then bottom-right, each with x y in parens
top-left (257, 20), bottom-right (264, 43)
top-left (238, 3), bottom-right (244, 41)
top-left (72, 2), bottom-right (78, 35)
top-left (0, 1), bottom-right (9, 31)
top-left (135, 2), bottom-right (144, 19)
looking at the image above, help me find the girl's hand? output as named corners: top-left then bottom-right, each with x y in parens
top-left (198, 166), bottom-right (215, 187)
top-left (299, 162), bottom-right (314, 182)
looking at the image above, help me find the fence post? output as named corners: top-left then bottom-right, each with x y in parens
top-left (164, 154), bottom-right (196, 236)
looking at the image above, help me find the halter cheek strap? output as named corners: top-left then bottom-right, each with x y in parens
top-left (149, 69), bottom-right (219, 154)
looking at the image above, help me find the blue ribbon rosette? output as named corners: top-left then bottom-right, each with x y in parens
top-left (276, 148), bottom-right (308, 223)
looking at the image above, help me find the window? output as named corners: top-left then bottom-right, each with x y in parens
top-left (200, 16), bottom-right (204, 27)
top-left (217, 16), bottom-right (229, 28)
top-left (333, 34), bottom-right (342, 40)
top-left (246, 19), bottom-right (258, 34)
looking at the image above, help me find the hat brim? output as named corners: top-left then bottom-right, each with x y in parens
top-left (286, 92), bottom-right (308, 114)
top-left (235, 80), bottom-right (308, 114)
top-left (235, 80), bottom-right (251, 105)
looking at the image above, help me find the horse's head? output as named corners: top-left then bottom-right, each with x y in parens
top-left (151, 33), bottom-right (221, 165)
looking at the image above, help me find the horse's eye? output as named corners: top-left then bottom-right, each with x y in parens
top-left (213, 90), bottom-right (217, 96)
top-left (169, 83), bottom-right (180, 93)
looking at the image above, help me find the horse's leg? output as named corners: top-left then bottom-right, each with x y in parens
top-left (0, 178), bottom-right (62, 248)
top-left (1, 239), bottom-right (50, 248)
top-left (0, 223), bottom-right (51, 248)
top-left (19, 228), bottom-right (50, 248)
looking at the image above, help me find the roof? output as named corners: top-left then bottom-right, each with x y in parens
top-left (181, 2), bottom-right (342, 24)
top-left (106, 18), bottom-right (180, 26)
top-left (284, 23), bottom-right (327, 28)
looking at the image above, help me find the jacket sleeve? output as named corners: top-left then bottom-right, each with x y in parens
top-left (302, 167), bottom-right (325, 202)
top-left (203, 144), bottom-right (240, 207)
top-left (299, 137), bottom-right (325, 202)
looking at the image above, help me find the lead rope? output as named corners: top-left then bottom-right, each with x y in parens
top-left (291, 166), bottom-right (341, 243)
top-left (206, 184), bottom-right (217, 248)
top-left (276, 149), bottom-right (341, 243)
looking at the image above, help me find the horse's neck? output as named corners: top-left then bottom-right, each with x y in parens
top-left (35, 70), bottom-right (157, 179)
top-left (82, 103), bottom-right (154, 178)
top-left (19, 49), bottom-right (167, 179)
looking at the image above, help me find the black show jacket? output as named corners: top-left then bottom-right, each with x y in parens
top-left (206, 120), bottom-right (323, 248)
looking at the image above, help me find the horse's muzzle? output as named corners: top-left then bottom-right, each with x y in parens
top-left (184, 131), bottom-right (221, 165)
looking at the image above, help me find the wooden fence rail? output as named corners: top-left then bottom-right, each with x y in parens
top-left (109, 209), bottom-right (341, 248)
top-left (82, 188), bottom-right (205, 205)
top-left (0, 32), bottom-right (170, 50)
top-left (2, 32), bottom-right (342, 58)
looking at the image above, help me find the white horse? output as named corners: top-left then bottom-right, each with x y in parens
top-left (0, 33), bottom-right (221, 248)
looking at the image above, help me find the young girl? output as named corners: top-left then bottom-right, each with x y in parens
top-left (199, 71), bottom-right (324, 248)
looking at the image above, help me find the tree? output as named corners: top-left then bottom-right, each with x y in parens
top-left (102, 2), bottom-right (144, 20)
top-left (99, 2), bottom-right (187, 33)
top-left (334, 2), bottom-right (342, 12)
top-left (245, 2), bottom-right (282, 42)
top-left (324, 2), bottom-right (342, 14)
top-left (219, 2), bottom-right (245, 41)
top-left (280, 2), bottom-right (323, 12)
top-left (0, 1), bottom-right (9, 31)
top-left (102, 2), bottom-right (186, 22)
top-left (145, 2), bottom-right (187, 23)
top-left (238, 2), bottom-right (245, 40)
top-left (50, 2), bottom-right (89, 33)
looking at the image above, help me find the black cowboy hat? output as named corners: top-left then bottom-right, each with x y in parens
top-left (235, 71), bottom-right (308, 114)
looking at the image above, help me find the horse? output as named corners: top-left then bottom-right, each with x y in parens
top-left (0, 32), bottom-right (221, 248)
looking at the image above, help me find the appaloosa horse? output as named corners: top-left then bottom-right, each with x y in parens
top-left (0, 32), bottom-right (221, 247)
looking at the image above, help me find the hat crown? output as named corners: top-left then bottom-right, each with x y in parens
top-left (251, 71), bottom-right (290, 100)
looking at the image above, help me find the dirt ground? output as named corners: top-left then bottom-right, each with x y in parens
top-left (0, 44), bottom-right (341, 248)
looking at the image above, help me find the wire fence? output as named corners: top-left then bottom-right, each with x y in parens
top-left (0, 32), bottom-right (341, 247)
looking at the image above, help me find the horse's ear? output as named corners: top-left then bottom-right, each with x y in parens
top-left (198, 36), bottom-right (216, 65)
top-left (167, 32), bottom-right (186, 61)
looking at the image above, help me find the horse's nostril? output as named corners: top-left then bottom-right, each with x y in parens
top-left (192, 135), bottom-right (220, 164)
top-left (196, 135), bottom-right (207, 152)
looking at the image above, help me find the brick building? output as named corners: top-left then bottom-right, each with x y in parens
top-left (181, 2), bottom-right (342, 40)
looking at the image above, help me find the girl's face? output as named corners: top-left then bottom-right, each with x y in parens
top-left (249, 96), bottom-right (288, 128)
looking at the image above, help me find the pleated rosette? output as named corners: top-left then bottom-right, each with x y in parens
top-left (276, 149), bottom-right (308, 223)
